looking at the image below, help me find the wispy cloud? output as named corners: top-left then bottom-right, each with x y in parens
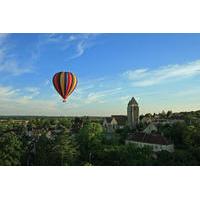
top-left (84, 92), bottom-right (106, 104)
top-left (72, 40), bottom-right (86, 58)
top-left (0, 98), bottom-right (57, 115)
top-left (0, 85), bottom-right (40, 101)
top-left (174, 86), bottom-right (200, 97)
top-left (124, 60), bottom-right (200, 87)
top-left (24, 87), bottom-right (40, 99)
top-left (84, 87), bottom-right (122, 104)
top-left (0, 85), bottom-right (20, 99)
top-left (0, 84), bottom-right (57, 115)
top-left (36, 33), bottom-right (100, 60)
top-left (0, 60), bottom-right (32, 75)
top-left (64, 82), bottom-right (122, 106)
top-left (67, 34), bottom-right (98, 59)
top-left (0, 34), bottom-right (33, 76)
top-left (119, 95), bottom-right (131, 101)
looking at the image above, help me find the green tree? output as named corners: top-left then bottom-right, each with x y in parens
top-left (115, 126), bottom-right (130, 144)
top-left (165, 122), bottom-right (187, 148)
top-left (34, 133), bottom-right (52, 166)
top-left (173, 149), bottom-right (198, 166)
top-left (77, 122), bottom-right (103, 163)
top-left (93, 143), bottom-right (153, 166)
top-left (57, 118), bottom-right (72, 129)
top-left (71, 117), bottom-right (83, 133)
top-left (183, 125), bottom-right (200, 148)
top-left (50, 132), bottom-right (79, 166)
top-left (155, 151), bottom-right (175, 166)
top-left (0, 132), bottom-right (23, 166)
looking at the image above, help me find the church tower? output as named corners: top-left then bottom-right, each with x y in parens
top-left (127, 97), bottom-right (139, 128)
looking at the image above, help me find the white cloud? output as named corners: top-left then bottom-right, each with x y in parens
top-left (0, 85), bottom-right (40, 101)
top-left (120, 95), bottom-right (131, 101)
top-left (0, 84), bottom-right (57, 115)
top-left (125, 68), bottom-right (148, 80)
top-left (0, 98), bottom-right (57, 115)
top-left (67, 34), bottom-right (98, 59)
top-left (124, 60), bottom-right (200, 87)
top-left (24, 87), bottom-right (40, 99)
top-left (84, 88), bottom-right (122, 104)
top-left (25, 87), bottom-right (39, 93)
top-left (45, 33), bottom-right (63, 43)
top-left (175, 87), bottom-right (200, 97)
top-left (0, 34), bottom-right (33, 76)
top-left (84, 92), bottom-right (105, 104)
top-left (39, 33), bottom-right (99, 60)
top-left (73, 40), bottom-right (86, 58)
top-left (0, 85), bottom-right (20, 99)
top-left (0, 59), bottom-right (32, 75)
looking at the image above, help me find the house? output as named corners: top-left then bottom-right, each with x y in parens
top-left (103, 117), bottom-right (116, 133)
top-left (103, 97), bottom-right (139, 132)
top-left (126, 132), bottom-right (174, 152)
top-left (111, 115), bottom-right (127, 129)
top-left (126, 123), bottom-right (174, 152)
top-left (143, 123), bottom-right (158, 134)
top-left (103, 115), bottom-right (127, 132)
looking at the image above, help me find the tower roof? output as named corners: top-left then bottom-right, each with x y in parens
top-left (128, 97), bottom-right (138, 105)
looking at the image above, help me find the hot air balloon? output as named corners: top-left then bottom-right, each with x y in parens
top-left (53, 71), bottom-right (78, 102)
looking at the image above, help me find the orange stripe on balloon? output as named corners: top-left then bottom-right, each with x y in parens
top-left (60, 72), bottom-right (65, 97)
top-left (65, 72), bottom-right (72, 99)
top-left (68, 74), bottom-right (77, 96)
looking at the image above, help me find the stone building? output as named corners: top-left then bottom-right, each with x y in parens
top-left (103, 115), bottom-right (127, 133)
top-left (127, 97), bottom-right (139, 128)
top-left (103, 97), bottom-right (139, 132)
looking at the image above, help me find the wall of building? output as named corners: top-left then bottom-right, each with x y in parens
top-left (103, 118), bottom-right (118, 133)
top-left (127, 104), bottom-right (139, 128)
top-left (125, 140), bottom-right (174, 153)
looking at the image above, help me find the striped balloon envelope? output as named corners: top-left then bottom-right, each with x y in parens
top-left (53, 71), bottom-right (78, 102)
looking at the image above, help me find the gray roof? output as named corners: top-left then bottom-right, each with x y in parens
top-left (111, 115), bottom-right (127, 126)
top-left (104, 117), bottom-right (112, 123)
top-left (128, 97), bottom-right (138, 105)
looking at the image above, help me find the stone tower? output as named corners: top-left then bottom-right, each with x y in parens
top-left (127, 97), bottom-right (139, 128)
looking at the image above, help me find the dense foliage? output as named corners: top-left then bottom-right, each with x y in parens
top-left (0, 111), bottom-right (200, 166)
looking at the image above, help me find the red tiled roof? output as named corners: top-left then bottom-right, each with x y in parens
top-left (128, 133), bottom-right (172, 145)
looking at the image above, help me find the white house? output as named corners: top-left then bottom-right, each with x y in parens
top-left (126, 133), bottom-right (174, 153)
top-left (103, 115), bottom-right (127, 132)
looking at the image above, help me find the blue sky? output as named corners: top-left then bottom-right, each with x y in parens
top-left (0, 33), bottom-right (200, 116)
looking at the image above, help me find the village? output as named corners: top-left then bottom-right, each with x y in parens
top-left (1, 96), bottom-right (200, 166)
top-left (102, 97), bottom-right (186, 153)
